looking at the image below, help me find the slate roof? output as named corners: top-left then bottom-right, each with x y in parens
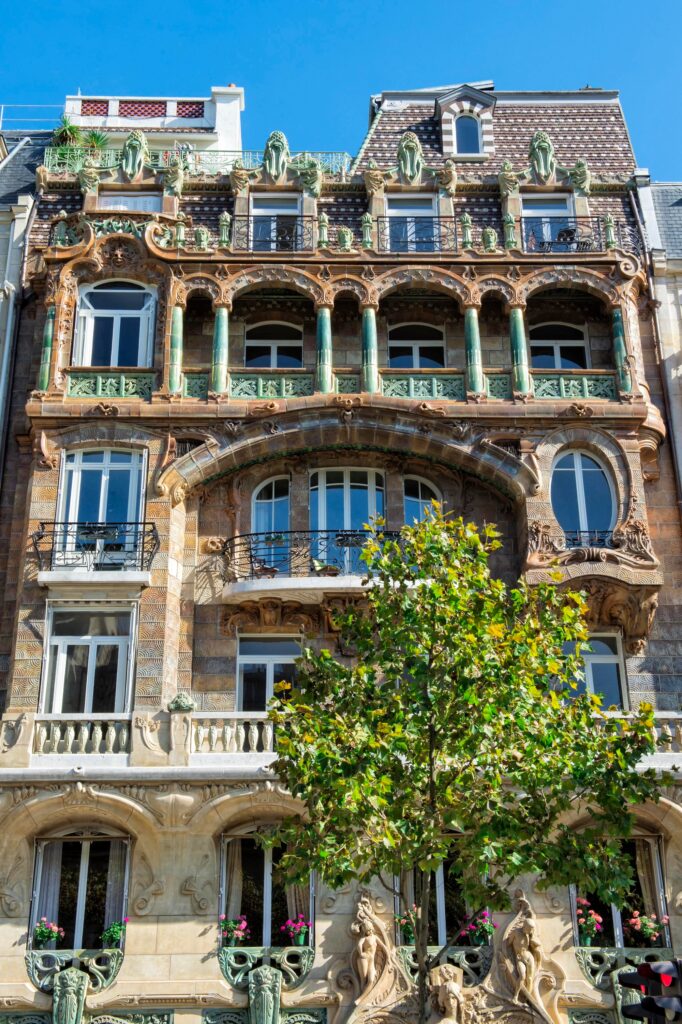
top-left (356, 92), bottom-right (636, 176)
top-left (651, 185), bottom-right (682, 260)
top-left (0, 130), bottom-right (50, 206)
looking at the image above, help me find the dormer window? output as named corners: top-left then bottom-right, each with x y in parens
top-left (98, 193), bottom-right (162, 213)
top-left (455, 115), bottom-right (480, 155)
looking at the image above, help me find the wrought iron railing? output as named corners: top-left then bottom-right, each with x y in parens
top-left (562, 530), bottom-right (615, 549)
top-left (42, 147), bottom-right (353, 176)
top-left (231, 215), bottom-right (316, 253)
top-left (32, 521), bottom-right (159, 571)
top-left (376, 216), bottom-right (458, 254)
top-left (520, 217), bottom-right (641, 255)
top-left (222, 529), bottom-right (401, 582)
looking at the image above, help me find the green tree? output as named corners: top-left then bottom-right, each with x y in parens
top-left (269, 508), bottom-right (662, 1024)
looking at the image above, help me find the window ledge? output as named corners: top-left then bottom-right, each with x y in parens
top-left (37, 570), bottom-right (152, 596)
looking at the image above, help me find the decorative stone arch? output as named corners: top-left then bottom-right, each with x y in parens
top-left (521, 268), bottom-right (620, 309)
top-left (374, 266), bottom-right (471, 308)
top-left (476, 276), bottom-right (519, 307)
top-left (328, 275), bottom-right (374, 307)
top-left (43, 421), bottom-right (165, 457)
top-left (176, 273), bottom-right (223, 308)
top-left (193, 784), bottom-right (303, 835)
top-left (223, 266), bottom-right (330, 308)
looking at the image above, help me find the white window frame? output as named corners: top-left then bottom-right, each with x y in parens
top-left (31, 832), bottom-right (130, 950)
top-left (404, 476), bottom-right (441, 523)
top-left (98, 193), bottom-right (163, 213)
top-left (387, 323), bottom-right (446, 368)
top-left (582, 633), bottom-right (627, 709)
top-left (250, 194), bottom-right (302, 252)
top-left (219, 833), bottom-right (315, 948)
top-left (529, 322), bottom-right (590, 370)
top-left (521, 194), bottom-right (575, 250)
top-left (236, 636), bottom-right (300, 712)
top-left (58, 449), bottom-right (146, 525)
top-left (309, 468), bottom-right (385, 531)
top-left (40, 603), bottom-right (137, 714)
top-left (252, 476), bottom-right (291, 534)
top-left (454, 115), bottom-right (481, 155)
top-left (244, 322), bottom-right (304, 369)
top-left (395, 862), bottom-right (471, 947)
top-left (385, 195), bottom-right (438, 253)
top-left (74, 282), bottom-right (156, 368)
top-left (570, 834), bottom-right (669, 948)
top-left (551, 450), bottom-right (616, 537)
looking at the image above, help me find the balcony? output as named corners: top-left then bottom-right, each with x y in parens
top-left (42, 146), bottom-right (353, 177)
top-left (230, 215), bottom-right (316, 253)
top-left (66, 370), bottom-right (156, 400)
top-left (32, 522), bottom-right (159, 589)
top-left (520, 216), bottom-right (641, 255)
top-left (221, 529), bottom-right (400, 601)
top-left (33, 714), bottom-right (132, 756)
top-left (376, 216), bottom-right (458, 254)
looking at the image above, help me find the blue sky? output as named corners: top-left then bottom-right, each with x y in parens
top-left (1, 0), bottom-right (681, 180)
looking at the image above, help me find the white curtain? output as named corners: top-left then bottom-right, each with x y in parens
top-left (103, 840), bottom-right (127, 927)
top-left (634, 839), bottom-right (658, 916)
top-left (225, 839), bottom-right (243, 920)
top-left (36, 842), bottom-right (63, 933)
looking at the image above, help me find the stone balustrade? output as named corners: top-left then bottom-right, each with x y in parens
top-left (33, 714), bottom-right (132, 755)
top-left (192, 712), bottom-right (275, 754)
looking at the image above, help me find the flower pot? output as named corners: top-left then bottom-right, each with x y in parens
top-left (581, 936), bottom-right (592, 947)
top-left (224, 936), bottom-right (241, 947)
top-left (470, 935), bottom-right (487, 947)
top-left (293, 932), bottom-right (307, 946)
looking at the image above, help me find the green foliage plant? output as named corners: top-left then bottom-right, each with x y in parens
top-left (52, 114), bottom-right (84, 147)
top-left (268, 506), bottom-right (663, 1024)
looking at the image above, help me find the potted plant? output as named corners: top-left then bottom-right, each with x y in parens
top-left (101, 917), bottom-right (129, 948)
top-left (33, 917), bottom-right (65, 949)
top-left (458, 910), bottom-right (498, 946)
top-left (220, 913), bottom-right (251, 946)
top-left (623, 910), bottom-right (669, 948)
top-left (84, 130), bottom-right (109, 151)
top-left (280, 913), bottom-right (312, 946)
top-left (395, 903), bottom-right (417, 944)
top-left (52, 114), bottom-right (84, 148)
top-left (575, 897), bottom-right (604, 946)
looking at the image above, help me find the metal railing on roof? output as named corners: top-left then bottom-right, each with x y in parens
top-left (41, 146), bottom-right (353, 176)
top-left (0, 104), bottom-right (63, 131)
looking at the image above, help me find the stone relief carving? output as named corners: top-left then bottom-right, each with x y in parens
top-left (0, 853), bottom-right (25, 916)
top-left (52, 968), bottom-right (88, 1024)
top-left (222, 600), bottom-right (320, 635)
top-left (263, 132), bottom-right (291, 181)
top-left (528, 133), bottom-right (556, 185)
top-left (396, 132), bottom-right (424, 185)
top-left (180, 853), bottom-right (214, 913)
top-left (364, 160), bottom-right (386, 197)
top-left (230, 159), bottom-right (251, 194)
top-left (341, 889), bottom-right (409, 1008)
top-left (121, 130), bottom-right (151, 181)
top-left (249, 965), bottom-right (282, 1024)
top-left (132, 853), bottom-right (165, 916)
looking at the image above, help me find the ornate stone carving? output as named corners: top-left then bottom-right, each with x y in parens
top-left (430, 963), bottom-right (464, 1023)
top-left (345, 889), bottom-right (408, 1005)
top-left (132, 854), bottom-right (165, 917)
top-left (528, 132), bottom-right (556, 185)
top-left (337, 227), bottom-right (355, 253)
top-left (498, 891), bottom-right (543, 1008)
top-left (569, 159), bottom-right (591, 195)
top-left (180, 853), bottom-right (214, 913)
top-left (263, 132), bottom-right (290, 181)
top-left (121, 130), bottom-right (150, 181)
top-left (77, 159), bottom-right (100, 195)
top-left (162, 156), bottom-right (184, 197)
top-left (498, 160), bottom-right (520, 198)
top-left (582, 581), bottom-right (659, 654)
top-left (249, 965), bottom-right (281, 1024)
top-left (168, 693), bottom-right (196, 713)
top-left (222, 600), bottom-right (320, 635)
top-left (396, 132), bottom-right (424, 185)
top-left (230, 160), bottom-right (251, 194)
top-left (52, 968), bottom-right (87, 1024)
top-left (482, 228), bottom-right (499, 253)
top-left (437, 159), bottom-right (457, 197)
top-left (296, 158), bottom-right (322, 198)
top-left (0, 854), bottom-right (25, 916)
top-left (25, 949), bottom-right (123, 995)
top-left (364, 160), bottom-right (385, 197)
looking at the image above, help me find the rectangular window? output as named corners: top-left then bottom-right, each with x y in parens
top-left (98, 193), bottom-right (163, 213)
top-left (521, 195), bottom-right (581, 253)
top-left (222, 836), bottom-right (312, 947)
top-left (43, 607), bottom-right (135, 714)
top-left (530, 342), bottom-right (588, 370)
top-left (237, 637), bottom-right (300, 712)
top-left (388, 344), bottom-right (445, 369)
top-left (563, 634), bottom-right (626, 708)
top-left (244, 344), bottom-right (303, 369)
top-left (251, 196), bottom-right (301, 252)
top-left (385, 196), bottom-right (437, 253)
top-left (32, 836), bottom-right (129, 949)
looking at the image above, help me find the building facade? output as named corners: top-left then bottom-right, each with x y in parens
top-left (0, 80), bottom-right (680, 1024)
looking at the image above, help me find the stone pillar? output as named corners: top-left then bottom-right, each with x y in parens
top-left (509, 305), bottom-right (532, 397)
top-left (315, 305), bottom-right (333, 394)
top-left (169, 304), bottom-right (184, 395)
top-left (210, 304), bottom-right (230, 395)
top-left (37, 306), bottom-right (55, 392)
top-left (612, 306), bottom-right (633, 395)
top-left (361, 304), bottom-right (379, 394)
top-left (464, 305), bottom-right (485, 396)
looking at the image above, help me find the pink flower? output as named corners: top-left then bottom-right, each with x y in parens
top-left (123, 917), bottom-right (129, 924)
top-left (662, 916), bottom-right (670, 925)
top-left (220, 914), bottom-right (226, 921)
top-left (460, 930), bottom-right (467, 937)
top-left (280, 925), bottom-right (286, 932)
top-left (493, 923), bottom-right (498, 929)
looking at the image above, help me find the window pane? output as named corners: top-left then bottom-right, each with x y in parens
top-left (589, 662), bottom-right (622, 707)
top-left (240, 639), bottom-right (301, 657)
top-left (389, 346), bottom-right (415, 369)
top-left (57, 841), bottom-right (82, 947)
top-left (61, 644), bottom-right (90, 713)
top-left (91, 645), bottom-right (121, 713)
top-left (90, 318), bottom-right (114, 365)
top-left (117, 318), bottom-right (141, 366)
top-left (443, 862), bottom-right (468, 944)
top-left (252, 198), bottom-right (299, 213)
top-left (88, 290), bottom-right (147, 311)
top-left (417, 346), bottom-right (445, 369)
top-left (241, 664), bottom-right (267, 711)
top-left (81, 841), bottom-right (112, 947)
top-left (76, 468), bottom-right (104, 521)
top-left (245, 346), bottom-right (272, 368)
top-left (529, 325), bottom-right (584, 341)
top-left (52, 611), bottom-right (131, 636)
top-left (246, 324), bottom-right (302, 341)
top-left (530, 345), bottom-right (557, 369)
top-left (234, 838), bottom-right (264, 944)
top-left (387, 198), bottom-right (434, 213)
top-left (622, 838), bottom-right (663, 945)
top-left (578, 888), bottom-right (615, 945)
top-left (522, 198), bottom-right (570, 215)
top-left (275, 346), bottom-right (303, 368)
top-left (456, 116), bottom-right (479, 154)
top-left (105, 469), bottom-right (134, 522)
top-left (580, 456), bottom-right (613, 532)
top-left (551, 458), bottom-right (580, 533)
top-left (559, 345), bottom-right (587, 370)
top-left (270, 845), bottom-right (291, 947)
top-left (588, 637), bottom-right (619, 656)
top-left (389, 325), bottom-right (444, 342)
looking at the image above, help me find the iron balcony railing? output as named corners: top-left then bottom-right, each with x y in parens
top-left (222, 529), bottom-right (401, 582)
top-left (562, 530), bottom-right (615, 550)
top-left (231, 215), bottom-right (316, 253)
top-left (376, 216), bottom-right (458, 254)
top-left (32, 521), bottom-right (159, 572)
top-left (42, 146), bottom-right (353, 176)
top-left (520, 217), bottom-right (641, 255)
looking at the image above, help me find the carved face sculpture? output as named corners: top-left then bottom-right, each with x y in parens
top-left (397, 131), bottom-right (424, 185)
top-left (263, 130), bottom-right (290, 180)
top-left (121, 129), bottom-right (150, 181)
top-left (528, 131), bottom-right (555, 183)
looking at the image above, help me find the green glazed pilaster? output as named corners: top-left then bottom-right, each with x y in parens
top-left (37, 306), bottom-right (55, 392)
top-left (169, 304), bottom-right (184, 395)
top-left (361, 306), bottom-right (379, 394)
top-left (464, 306), bottom-right (485, 395)
top-left (315, 306), bottom-right (333, 394)
top-left (210, 305), bottom-right (230, 395)
top-left (612, 307), bottom-right (632, 394)
top-left (509, 306), bottom-right (531, 396)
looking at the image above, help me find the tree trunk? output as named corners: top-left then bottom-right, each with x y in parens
top-left (415, 870), bottom-right (432, 1024)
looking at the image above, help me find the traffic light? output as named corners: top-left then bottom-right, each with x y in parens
top-left (620, 960), bottom-right (682, 1023)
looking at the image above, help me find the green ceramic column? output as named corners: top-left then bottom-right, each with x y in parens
top-left (509, 305), bottom-right (531, 397)
top-left (464, 305), bottom-right (485, 396)
top-left (361, 305), bottom-right (379, 394)
top-left (37, 306), bottom-right (55, 392)
top-left (315, 305), bottom-right (333, 394)
top-left (169, 304), bottom-right (184, 395)
top-left (612, 306), bottom-right (632, 395)
top-left (210, 304), bottom-right (230, 395)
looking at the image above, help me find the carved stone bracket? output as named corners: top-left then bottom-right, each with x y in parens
top-left (217, 946), bottom-right (315, 992)
top-left (574, 946), bottom-right (674, 991)
top-left (204, 1011), bottom-right (326, 1024)
top-left (395, 944), bottom-right (493, 988)
top-left (25, 949), bottom-right (123, 994)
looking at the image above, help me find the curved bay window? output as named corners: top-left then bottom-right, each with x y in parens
top-left (31, 830), bottom-right (129, 949)
top-left (455, 115), bottom-right (481, 155)
top-left (574, 834), bottom-right (669, 948)
top-left (74, 282), bottom-right (156, 367)
top-left (222, 835), bottom-right (312, 947)
top-left (310, 469), bottom-right (384, 574)
top-left (529, 324), bottom-right (588, 370)
top-left (388, 324), bottom-right (445, 369)
top-left (404, 477), bottom-right (440, 523)
top-left (550, 451), bottom-right (615, 547)
top-left (244, 323), bottom-right (303, 368)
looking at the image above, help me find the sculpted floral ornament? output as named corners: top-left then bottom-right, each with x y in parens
top-left (343, 888), bottom-right (409, 1006)
top-left (396, 132), bottom-right (424, 185)
top-left (263, 131), bottom-right (290, 180)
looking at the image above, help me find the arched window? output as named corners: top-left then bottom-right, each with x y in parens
top-left (529, 324), bottom-right (588, 370)
top-left (455, 115), bottom-right (480, 155)
top-left (74, 282), bottom-right (156, 367)
top-left (252, 477), bottom-right (290, 534)
top-left (32, 828), bottom-right (130, 949)
top-left (222, 832), bottom-right (312, 947)
top-left (245, 323), bottom-right (303, 368)
top-left (388, 324), bottom-right (445, 369)
top-left (551, 451), bottom-right (615, 546)
top-left (404, 477), bottom-right (440, 523)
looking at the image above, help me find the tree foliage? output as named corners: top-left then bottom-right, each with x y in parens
top-left (268, 508), bottom-right (662, 1011)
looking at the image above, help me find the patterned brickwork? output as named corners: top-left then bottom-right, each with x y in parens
top-left (177, 101), bottom-right (205, 118)
top-left (80, 99), bottom-right (108, 116)
top-left (118, 100), bottom-right (166, 118)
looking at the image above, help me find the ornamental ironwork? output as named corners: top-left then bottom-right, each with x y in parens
top-left (395, 944), bottom-right (493, 987)
top-left (217, 945), bottom-right (315, 991)
top-left (574, 946), bottom-right (675, 990)
top-left (31, 521), bottom-right (159, 572)
top-left (231, 216), bottom-right (315, 253)
top-left (376, 216), bottom-right (458, 254)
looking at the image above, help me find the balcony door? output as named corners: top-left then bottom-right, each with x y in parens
top-left (57, 451), bottom-right (144, 569)
top-left (521, 195), bottom-right (573, 253)
top-left (309, 469), bottom-right (384, 573)
top-left (251, 196), bottom-right (301, 252)
top-left (386, 196), bottom-right (437, 253)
